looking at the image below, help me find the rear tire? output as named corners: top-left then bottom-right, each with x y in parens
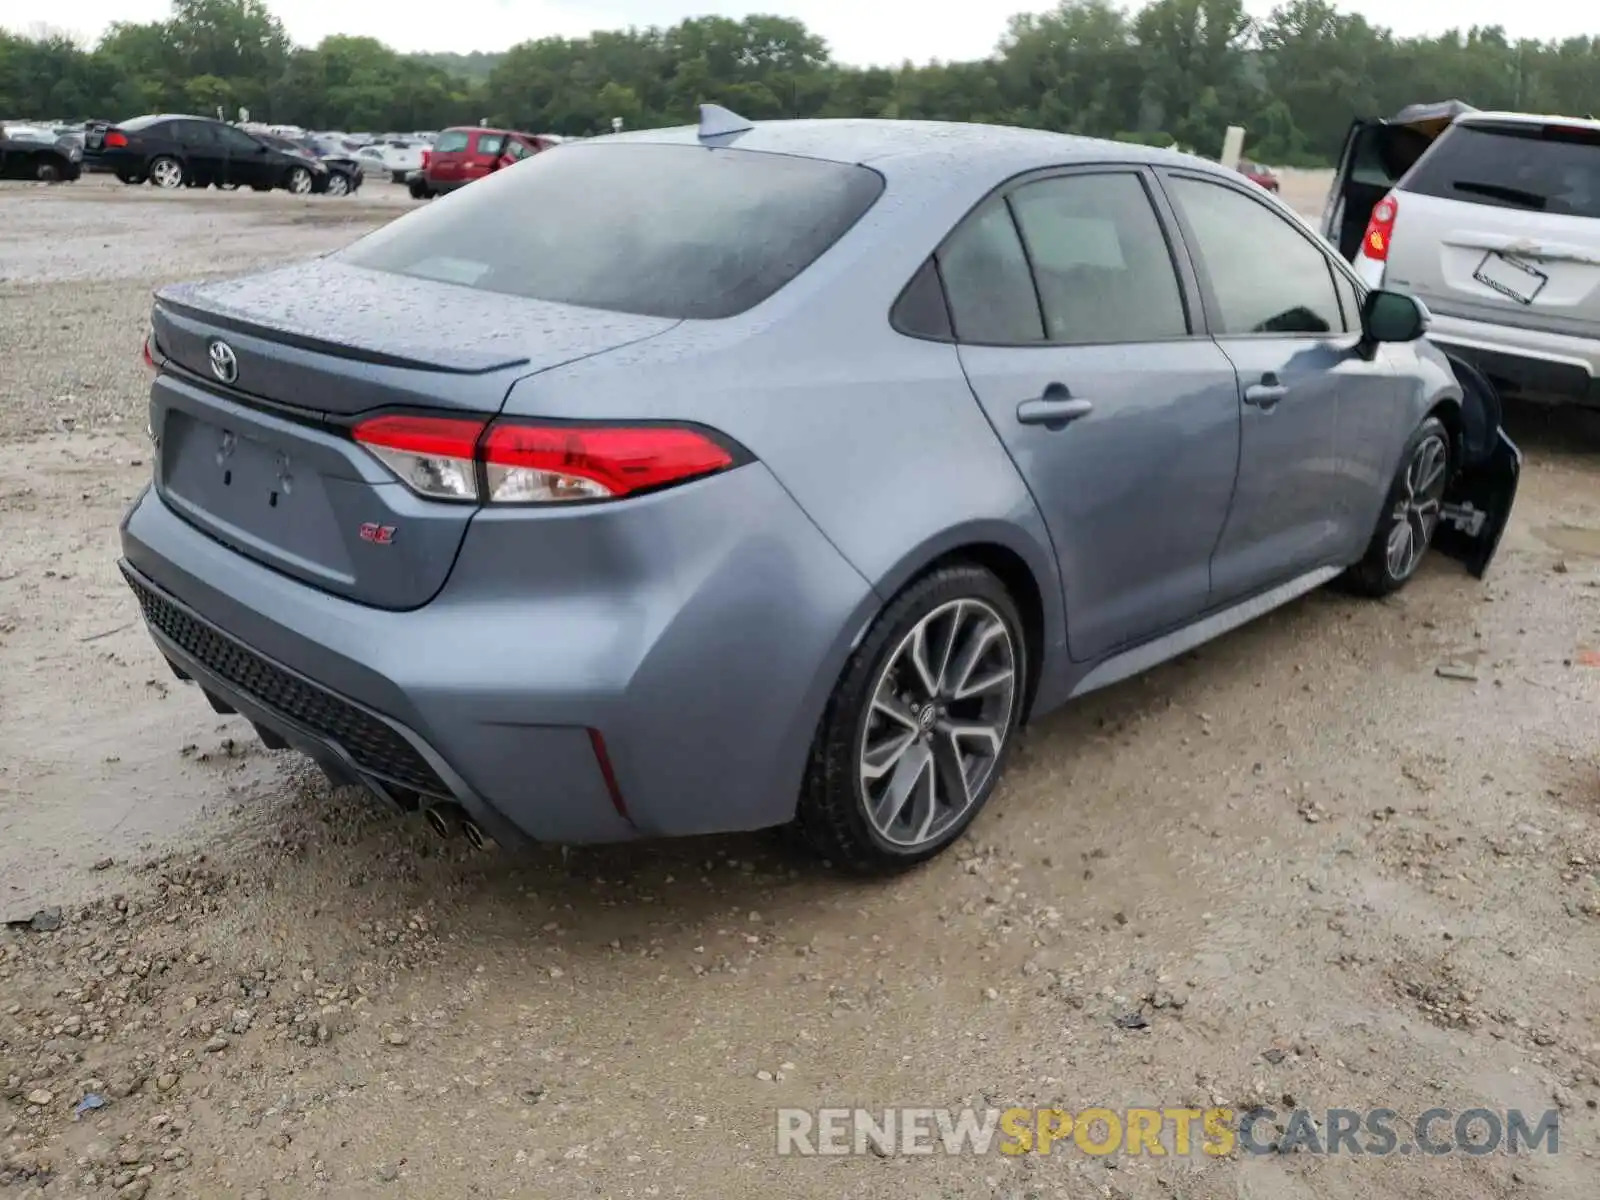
top-left (791, 564), bottom-right (1027, 873)
top-left (285, 166), bottom-right (314, 195)
top-left (34, 159), bottom-right (61, 183)
top-left (148, 156), bottom-right (184, 189)
top-left (1343, 415), bottom-right (1452, 597)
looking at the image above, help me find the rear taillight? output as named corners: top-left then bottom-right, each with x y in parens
top-left (350, 415), bottom-right (737, 504)
top-left (1362, 193), bottom-right (1399, 262)
top-left (104, 130), bottom-right (128, 148)
top-left (352, 414), bottom-right (483, 501)
top-left (481, 424), bottom-right (733, 502)
top-left (142, 332), bottom-right (157, 372)
top-left (420, 149), bottom-right (432, 170)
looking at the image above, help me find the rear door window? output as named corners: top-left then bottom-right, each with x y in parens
top-left (474, 133), bottom-right (506, 156)
top-left (432, 130), bottom-right (471, 153)
top-left (1008, 172), bottom-right (1189, 343)
top-left (339, 142), bottom-right (885, 319)
top-left (1402, 121), bottom-right (1600, 219)
top-left (935, 198), bottom-right (1044, 344)
top-left (176, 121), bottom-right (217, 148)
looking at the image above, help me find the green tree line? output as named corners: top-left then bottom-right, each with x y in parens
top-left (4, 0), bottom-right (1600, 164)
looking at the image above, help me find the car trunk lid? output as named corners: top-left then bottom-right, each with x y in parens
top-left (148, 259), bottom-right (678, 610)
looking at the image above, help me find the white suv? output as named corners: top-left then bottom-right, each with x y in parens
top-left (1338, 111), bottom-right (1600, 407)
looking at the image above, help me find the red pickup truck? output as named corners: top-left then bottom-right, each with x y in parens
top-left (408, 126), bottom-right (562, 199)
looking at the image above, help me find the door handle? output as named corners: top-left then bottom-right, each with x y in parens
top-left (1016, 395), bottom-right (1094, 429)
top-left (1243, 372), bottom-right (1287, 410)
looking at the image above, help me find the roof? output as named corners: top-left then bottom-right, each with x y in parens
top-left (1455, 110), bottom-right (1600, 132)
top-left (598, 117), bottom-right (1214, 182)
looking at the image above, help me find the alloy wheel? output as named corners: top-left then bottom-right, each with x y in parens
top-left (859, 599), bottom-right (1018, 849)
top-left (326, 174), bottom-right (349, 196)
top-left (1386, 432), bottom-right (1448, 580)
top-left (288, 168), bottom-right (312, 195)
top-left (150, 159), bottom-right (182, 189)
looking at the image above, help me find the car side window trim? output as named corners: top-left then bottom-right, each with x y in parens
top-left (1155, 166), bottom-right (1359, 341)
top-left (891, 162), bottom-right (1209, 348)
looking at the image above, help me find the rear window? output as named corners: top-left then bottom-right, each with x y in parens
top-left (339, 142), bottom-right (887, 320)
top-left (1402, 121), bottom-right (1600, 219)
top-left (119, 114), bottom-right (170, 132)
top-left (433, 130), bottom-right (471, 153)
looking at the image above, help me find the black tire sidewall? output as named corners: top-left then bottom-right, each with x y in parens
top-left (806, 565), bottom-right (1027, 868)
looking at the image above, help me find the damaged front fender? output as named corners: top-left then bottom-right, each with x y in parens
top-left (1435, 351), bottom-right (1521, 578)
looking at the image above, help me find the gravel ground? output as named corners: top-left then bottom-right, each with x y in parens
top-left (2, 172), bottom-right (1600, 1200)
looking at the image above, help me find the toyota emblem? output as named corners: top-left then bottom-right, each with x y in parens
top-left (208, 339), bottom-right (238, 384)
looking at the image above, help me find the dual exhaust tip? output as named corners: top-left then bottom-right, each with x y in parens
top-left (423, 802), bottom-right (494, 851)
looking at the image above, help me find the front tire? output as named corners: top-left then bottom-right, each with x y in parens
top-left (792, 564), bottom-right (1026, 872)
top-left (34, 159), bottom-right (62, 183)
top-left (325, 172), bottom-right (350, 196)
top-left (148, 156), bottom-right (184, 189)
top-left (1344, 415), bottom-right (1451, 596)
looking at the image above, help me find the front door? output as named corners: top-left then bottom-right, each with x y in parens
top-left (1158, 170), bottom-right (1402, 603)
top-left (215, 124), bottom-right (273, 188)
top-left (944, 168), bottom-right (1243, 662)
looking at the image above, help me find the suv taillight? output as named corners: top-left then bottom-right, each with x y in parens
top-left (351, 415), bottom-right (739, 504)
top-left (420, 149), bottom-right (432, 170)
top-left (1362, 193), bottom-right (1399, 262)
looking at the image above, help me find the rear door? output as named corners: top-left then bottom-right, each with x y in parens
top-left (468, 131), bottom-right (507, 182)
top-left (1383, 119), bottom-right (1600, 338)
top-left (426, 128), bottom-right (471, 183)
top-left (1160, 170), bottom-right (1405, 600)
top-left (946, 167), bottom-right (1244, 662)
top-left (215, 123), bottom-right (274, 188)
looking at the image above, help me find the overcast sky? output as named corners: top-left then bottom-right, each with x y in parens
top-left (5, 0), bottom-right (1591, 67)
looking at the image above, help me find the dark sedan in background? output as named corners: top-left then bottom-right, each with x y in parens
top-left (85, 114), bottom-right (325, 193)
top-left (0, 122), bottom-right (83, 182)
top-left (252, 132), bottom-right (364, 195)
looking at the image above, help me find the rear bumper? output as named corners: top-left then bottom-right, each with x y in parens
top-left (118, 465), bottom-right (877, 845)
top-left (1423, 311), bottom-right (1600, 406)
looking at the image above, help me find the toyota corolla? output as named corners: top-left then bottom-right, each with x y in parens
top-left (121, 107), bottom-right (1520, 871)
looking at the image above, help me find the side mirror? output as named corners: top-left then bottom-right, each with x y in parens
top-left (1362, 289), bottom-right (1428, 344)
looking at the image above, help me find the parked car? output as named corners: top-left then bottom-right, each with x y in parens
top-left (358, 139), bottom-right (425, 183)
top-left (122, 109), bottom-right (1519, 871)
top-left (0, 122), bottom-right (82, 181)
top-left (407, 125), bottom-right (559, 198)
top-left (1237, 159), bottom-right (1279, 192)
top-left (85, 114), bottom-right (327, 193)
top-left (1327, 104), bottom-right (1600, 407)
top-left (253, 132), bottom-right (364, 196)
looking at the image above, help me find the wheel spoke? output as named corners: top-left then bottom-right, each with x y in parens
top-left (871, 685), bottom-right (920, 732)
top-left (930, 730), bottom-right (973, 819)
top-left (907, 623), bottom-right (942, 699)
top-left (872, 740), bottom-right (933, 832)
top-left (938, 718), bottom-right (1004, 758)
top-left (862, 727), bottom-right (917, 782)
top-left (947, 614), bottom-right (1007, 700)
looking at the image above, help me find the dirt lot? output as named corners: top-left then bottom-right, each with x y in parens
top-left (2, 171), bottom-right (1599, 1200)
